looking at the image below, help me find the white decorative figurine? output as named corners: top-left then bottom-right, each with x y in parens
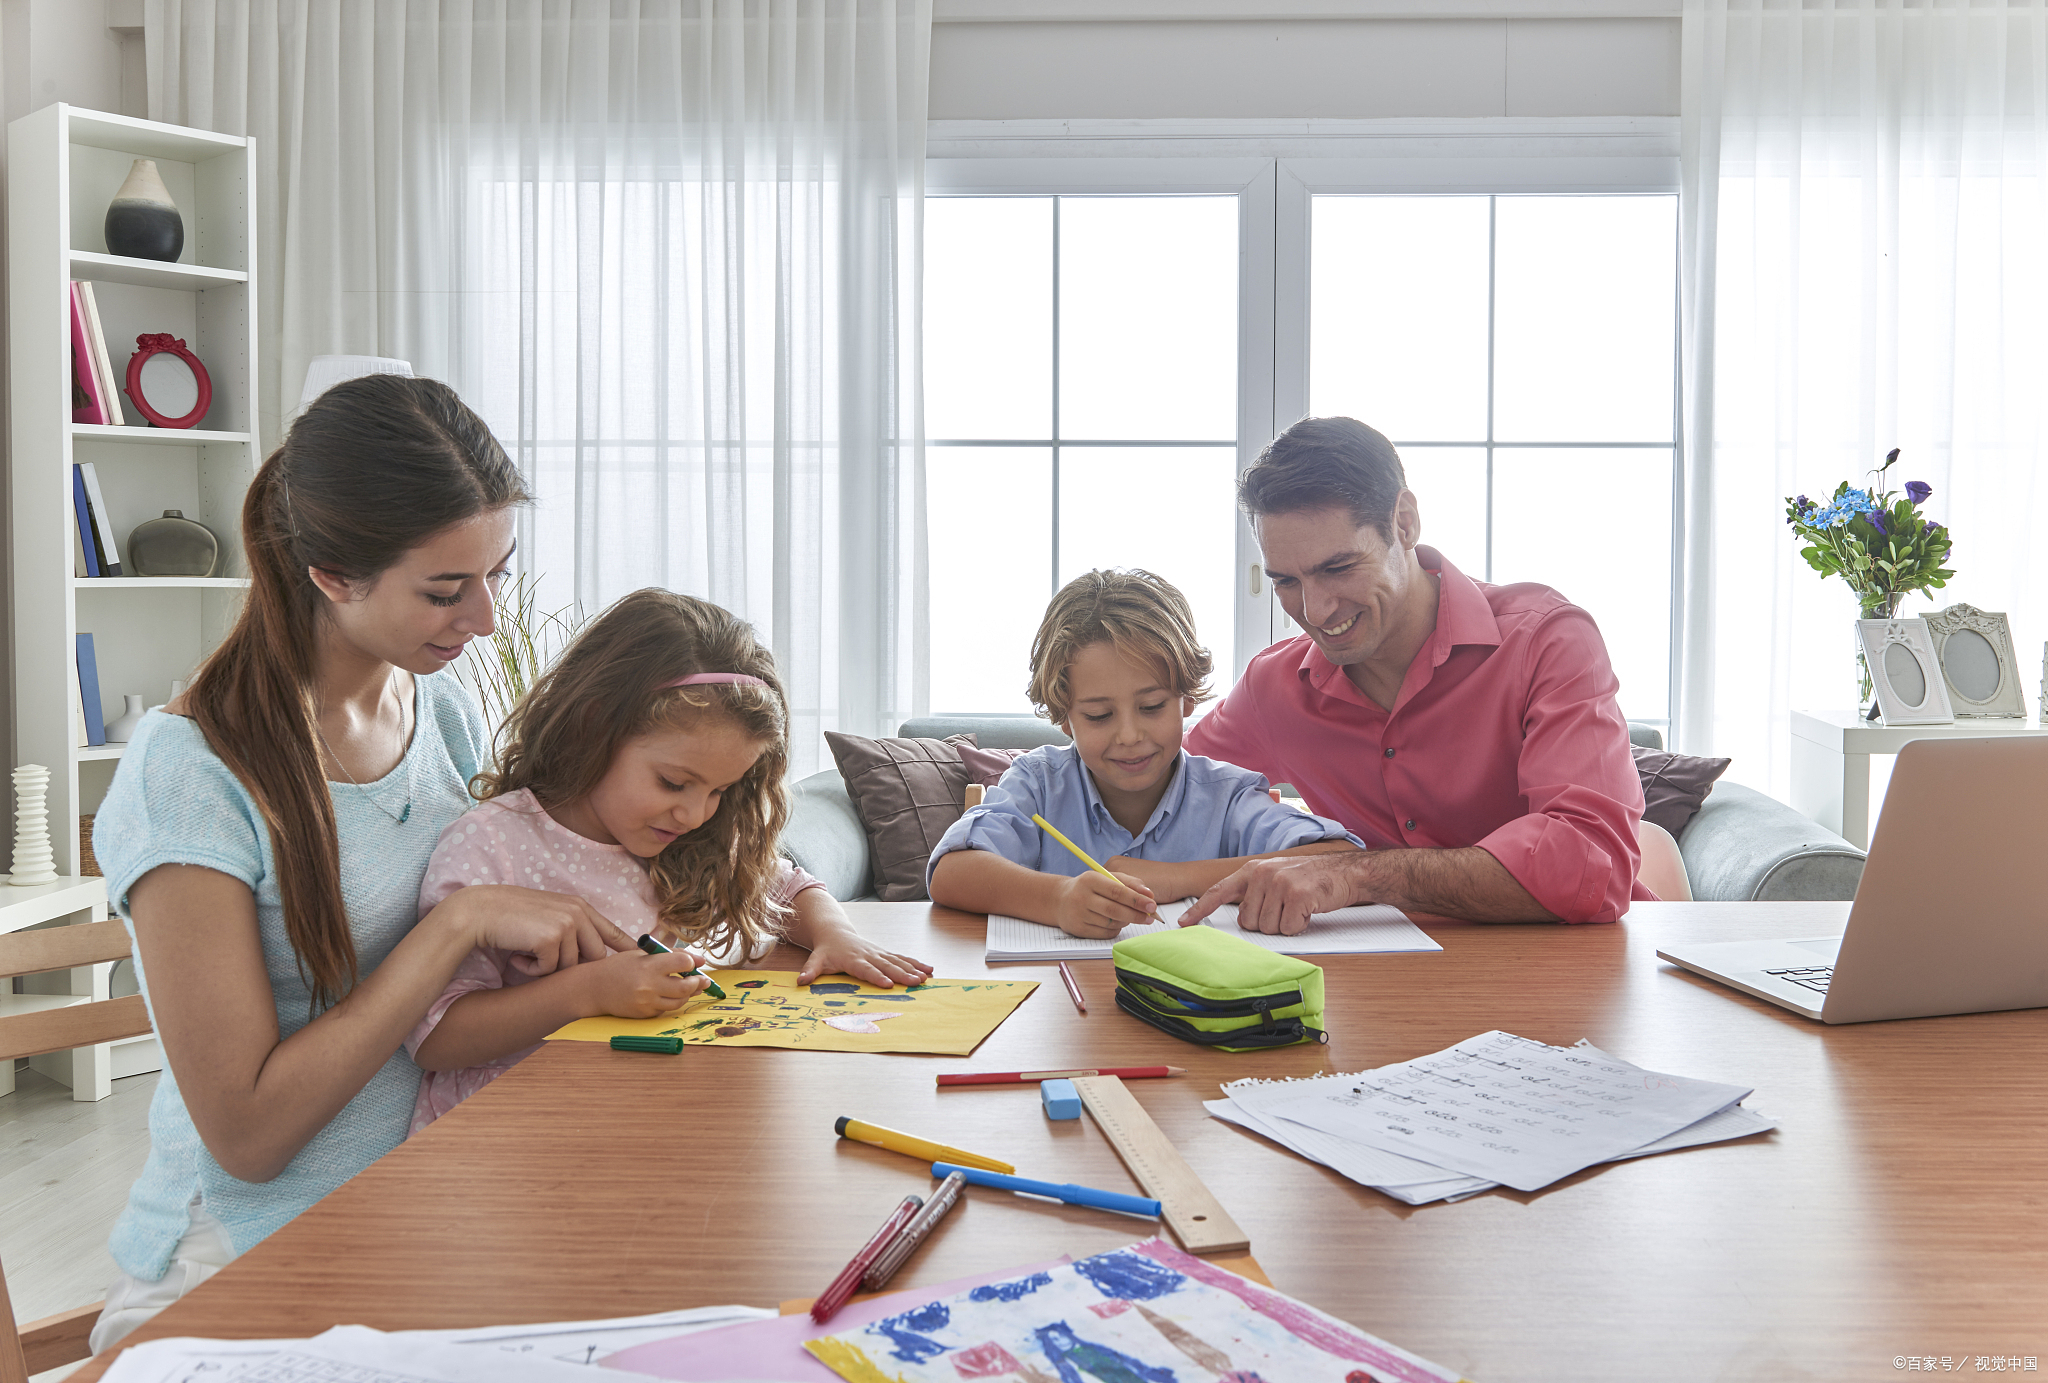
top-left (8, 764), bottom-right (59, 886)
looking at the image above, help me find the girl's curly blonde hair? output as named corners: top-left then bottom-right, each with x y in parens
top-left (474, 588), bottom-right (791, 959)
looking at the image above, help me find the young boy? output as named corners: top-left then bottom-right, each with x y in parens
top-left (927, 568), bottom-right (1360, 938)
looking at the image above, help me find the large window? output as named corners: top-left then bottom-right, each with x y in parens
top-left (924, 183), bottom-right (1679, 726)
top-left (1310, 195), bottom-right (1679, 725)
top-left (924, 196), bottom-right (1239, 714)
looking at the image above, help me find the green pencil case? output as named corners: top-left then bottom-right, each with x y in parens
top-left (1111, 925), bottom-right (1328, 1052)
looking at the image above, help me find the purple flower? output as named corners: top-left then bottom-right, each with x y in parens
top-left (1795, 494), bottom-right (1812, 509)
top-left (1923, 520), bottom-right (1940, 536)
top-left (1905, 480), bottom-right (1932, 505)
top-left (1870, 510), bottom-right (1889, 535)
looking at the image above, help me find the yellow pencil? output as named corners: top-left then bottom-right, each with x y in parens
top-left (1031, 814), bottom-right (1162, 922)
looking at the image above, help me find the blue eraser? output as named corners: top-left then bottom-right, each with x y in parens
top-left (1041, 1078), bottom-right (1081, 1120)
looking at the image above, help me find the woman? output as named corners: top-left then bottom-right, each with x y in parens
top-left (89, 376), bottom-right (636, 1349)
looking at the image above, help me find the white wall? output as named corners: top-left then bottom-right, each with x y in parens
top-left (930, 17), bottom-right (1680, 121)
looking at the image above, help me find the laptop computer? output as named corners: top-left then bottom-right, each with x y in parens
top-left (1657, 735), bottom-right (2048, 1024)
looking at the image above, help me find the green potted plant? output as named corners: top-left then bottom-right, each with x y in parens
top-left (1785, 449), bottom-right (1954, 719)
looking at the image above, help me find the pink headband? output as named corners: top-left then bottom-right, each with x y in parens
top-left (664, 673), bottom-right (769, 689)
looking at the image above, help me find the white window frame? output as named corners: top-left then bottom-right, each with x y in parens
top-left (927, 117), bottom-right (1681, 703)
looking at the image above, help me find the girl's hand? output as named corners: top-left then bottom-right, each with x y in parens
top-left (796, 926), bottom-right (933, 989)
top-left (1054, 870), bottom-right (1156, 939)
top-left (586, 949), bottom-right (712, 1019)
top-left (437, 885), bottom-right (637, 976)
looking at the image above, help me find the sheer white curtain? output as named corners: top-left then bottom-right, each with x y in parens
top-left (1679, 0), bottom-right (2048, 794)
top-left (148, 0), bottom-right (931, 772)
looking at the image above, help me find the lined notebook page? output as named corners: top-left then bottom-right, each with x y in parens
top-left (983, 899), bottom-right (1440, 962)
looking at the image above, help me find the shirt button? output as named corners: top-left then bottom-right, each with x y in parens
top-left (1404, 819), bottom-right (1417, 831)
top-left (1383, 748), bottom-right (1395, 758)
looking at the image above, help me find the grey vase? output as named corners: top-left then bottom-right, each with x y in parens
top-left (105, 159), bottom-right (184, 262)
top-left (128, 510), bottom-right (218, 577)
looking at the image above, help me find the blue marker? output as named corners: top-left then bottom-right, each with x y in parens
top-left (931, 1162), bottom-right (1161, 1219)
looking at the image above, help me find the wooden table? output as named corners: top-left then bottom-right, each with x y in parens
top-left (74, 902), bottom-right (2048, 1382)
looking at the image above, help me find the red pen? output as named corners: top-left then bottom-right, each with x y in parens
top-left (1057, 961), bottom-right (1087, 1013)
top-left (809, 1193), bottom-right (924, 1323)
top-left (937, 1066), bottom-right (1186, 1086)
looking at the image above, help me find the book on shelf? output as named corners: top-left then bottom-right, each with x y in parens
top-left (72, 464), bottom-right (103, 577)
top-left (72, 658), bottom-right (90, 749)
top-left (76, 633), bottom-right (107, 747)
top-left (69, 284), bottom-right (109, 424)
top-left (77, 460), bottom-right (123, 576)
top-left (76, 281), bottom-right (125, 427)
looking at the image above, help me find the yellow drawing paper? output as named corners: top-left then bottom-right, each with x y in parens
top-left (545, 971), bottom-right (1037, 1056)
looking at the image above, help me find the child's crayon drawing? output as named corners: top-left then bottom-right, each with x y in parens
top-left (545, 971), bottom-right (1036, 1056)
top-left (804, 1239), bottom-right (1471, 1383)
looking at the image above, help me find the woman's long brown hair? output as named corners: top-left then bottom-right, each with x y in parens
top-left (187, 375), bottom-right (529, 1009)
top-left (474, 589), bottom-right (793, 960)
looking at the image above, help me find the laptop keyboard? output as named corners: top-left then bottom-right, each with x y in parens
top-left (1765, 965), bottom-right (1834, 994)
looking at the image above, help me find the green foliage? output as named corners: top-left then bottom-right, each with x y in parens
top-left (1783, 450), bottom-right (1954, 617)
top-left (455, 573), bottom-right (584, 732)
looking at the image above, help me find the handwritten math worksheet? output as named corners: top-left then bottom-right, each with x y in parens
top-left (1256, 1030), bottom-right (1753, 1192)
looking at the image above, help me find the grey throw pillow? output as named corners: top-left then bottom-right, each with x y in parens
top-left (823, 731), bottom-right (977, 902)
top-left (1632, 745), bottom-right (1733, 837)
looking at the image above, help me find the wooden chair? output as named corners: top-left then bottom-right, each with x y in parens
top-left (0, 919), bottom-right (152, 1383)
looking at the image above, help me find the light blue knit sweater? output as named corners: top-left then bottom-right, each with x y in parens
top-left (95, 674), bottom-right (488, 1281)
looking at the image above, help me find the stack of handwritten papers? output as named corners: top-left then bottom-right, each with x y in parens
top-left (804, 1238), bottom-right (1469, 1383)
top-left (1208, 1029), bottom-right (1776, 1204)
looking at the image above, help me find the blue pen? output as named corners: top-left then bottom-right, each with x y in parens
top-left (931, 1162), bottom-right (1161, 1219)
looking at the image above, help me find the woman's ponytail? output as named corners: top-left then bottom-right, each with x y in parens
top-left (186, 376), bottom-right (528, 1008)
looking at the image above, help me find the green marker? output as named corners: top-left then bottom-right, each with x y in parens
top-left (610, 1034), bottom-right (684, 1055)
top-left (637, 932), bottom-right (726, 999)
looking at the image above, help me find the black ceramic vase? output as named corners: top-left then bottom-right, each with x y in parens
top-left (104, 159), bottom-right (184, 262)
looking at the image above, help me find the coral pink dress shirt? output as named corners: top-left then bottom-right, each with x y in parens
top-left (1186, 546), bottom-right (1646, 923)
top-left (403, 788), bottom-right (824, 1133)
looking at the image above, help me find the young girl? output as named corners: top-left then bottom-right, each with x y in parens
top-left (405, 588), bottom-right (930, 1129)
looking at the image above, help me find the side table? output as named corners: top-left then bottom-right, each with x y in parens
top-left (0, 874), bottom-right (114, 1100)
top-left (1790, 709), bottom-right (2048, 848)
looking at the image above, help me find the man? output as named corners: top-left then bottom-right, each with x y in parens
top-left (1182, 416), bottom-right (1645, 932)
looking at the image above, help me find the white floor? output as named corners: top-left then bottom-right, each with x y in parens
top-left (1, 1059), bottom-right (157, 1369)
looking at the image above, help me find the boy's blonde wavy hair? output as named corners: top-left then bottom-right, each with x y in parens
top-left (1027, 568), bottom-right (1215, 726)
top-left (474, 588), bottom-right (791, 959)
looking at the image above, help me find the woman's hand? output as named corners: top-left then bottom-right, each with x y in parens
top-left (584, 947), bottom-right (712, 1019)
top-left (433, 885), bottom-right (637, 975)
top-left (1053, 870), bottom-right (1157, 939)
top-left (796, 923), bottom-right (933, 988)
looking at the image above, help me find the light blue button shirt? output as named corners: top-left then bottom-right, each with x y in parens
top-left (926, 744), bottom-right (1360, 892)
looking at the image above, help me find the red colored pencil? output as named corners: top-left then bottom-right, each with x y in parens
top-left (810, 1193), bottom-right (924, 1323)
top-left (1057, 961), bottom-right (1087, 1013)
top-left (937, 1066), bottom-right (1187, 1087)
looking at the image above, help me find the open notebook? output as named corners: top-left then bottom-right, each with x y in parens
top-left (984, 898), bottom-right (1441, 962)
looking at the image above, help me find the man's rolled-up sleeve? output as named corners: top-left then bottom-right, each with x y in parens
top-left (1473, 608), bottom-right (1644, 923)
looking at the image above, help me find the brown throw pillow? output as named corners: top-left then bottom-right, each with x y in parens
top-left (824, 731), bottom-right (978, 902)
top-left (1632, 745), bottom-right (1733, 837)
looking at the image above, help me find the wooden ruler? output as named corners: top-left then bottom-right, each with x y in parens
top-left (1071, 1074), bottom-right (1249, 1255)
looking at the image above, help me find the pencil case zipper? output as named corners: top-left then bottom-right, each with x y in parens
top-left (1112, 988), bottom-right (1326, 1048)
top-left (1112, 968), bottom-right (1306, 1020)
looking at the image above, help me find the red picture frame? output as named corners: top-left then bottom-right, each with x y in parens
top-left (124, 332), bottom-right (213, 429)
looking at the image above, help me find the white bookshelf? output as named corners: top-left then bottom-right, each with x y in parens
top-left (7, 104), bottom-right (259, 1092)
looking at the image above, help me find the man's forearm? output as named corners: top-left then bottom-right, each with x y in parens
top-left (1341, 846), bottom-right (1559, 922)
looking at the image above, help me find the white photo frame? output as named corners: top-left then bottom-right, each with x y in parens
top-left (1921, 604), bottom-right (2026, 720)
top-left (1857, 619), bottom-right (1954, 726)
